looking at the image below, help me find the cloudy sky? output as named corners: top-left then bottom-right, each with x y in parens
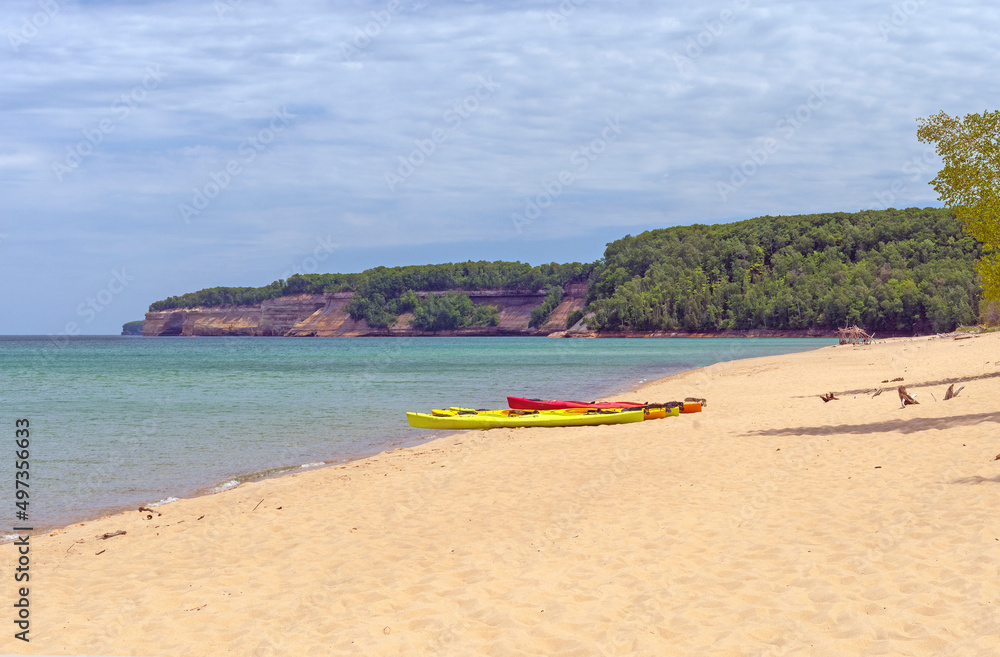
top-left (2, 0), bottom-right (999, 334)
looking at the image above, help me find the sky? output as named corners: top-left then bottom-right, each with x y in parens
top-left (2, 0), bottom-right (999, 335)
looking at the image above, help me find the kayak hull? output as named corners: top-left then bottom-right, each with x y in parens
top-left (407, 408), bottom-right (645, 430)
top-left (643, 406), bottom-right (680, 419)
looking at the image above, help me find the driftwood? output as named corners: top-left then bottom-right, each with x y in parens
top-left (870, 388), bottom-right (883, 398)
top-left (944, 384), bottom-right (965, 400)
top-left (820, 392), bottom-right (838, 402)
top-left (96, 530), bottom-right (126, 540)
top-left (898, 386), bottom-right (918, 408)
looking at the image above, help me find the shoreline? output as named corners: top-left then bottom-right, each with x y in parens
top-left (1, 421), bottom-right (446, 541)
top-left (129, 329), bottom-right (923, 338)
top-left (5, 333), bottom-right (998, 655)
top-left (7, 336), bottom-right (833, 538)
top-left (3, 340), bottom-right (730, 540)
top-left (7, 348), bottom-right (722, 538)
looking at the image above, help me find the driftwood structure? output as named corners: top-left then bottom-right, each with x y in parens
top-left (837, 325), bottom-right (873, 345)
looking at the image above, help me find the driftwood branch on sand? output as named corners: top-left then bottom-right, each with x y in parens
top-left (944, 384), bottom-right (965, 400)
top-left (898, 386), bottom-right (918, 408)
top-left (96, 530), bottom-right (126, 540)
top-left (820, 392), bottom-right (838, 402)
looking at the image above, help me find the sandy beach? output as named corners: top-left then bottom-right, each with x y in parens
top-left (4, 333), bottom-right (999, 656)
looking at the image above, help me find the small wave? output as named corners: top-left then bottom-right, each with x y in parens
top-left (1, 533), bottom-right (20, 544)
top-left (210, 464), bottom-right (302, 493)
top-left (300, 462), bottom-right (325, 469)
top-left (149, 497), bottom-right (180, 507)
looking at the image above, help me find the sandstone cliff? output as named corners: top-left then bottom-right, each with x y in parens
top-left (143, 288), bottom-right (581, 337)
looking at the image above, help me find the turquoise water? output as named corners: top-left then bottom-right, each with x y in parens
top-left (0, 336), bottom-right (834, 531)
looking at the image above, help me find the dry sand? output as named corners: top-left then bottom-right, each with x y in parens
top-left (3, 333), bottom-right (999, 656)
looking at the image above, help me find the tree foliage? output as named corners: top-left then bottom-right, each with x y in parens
top-left (565, 309), bottom-right (585, 329)
top-left (149, 261), bottom-right (593, 315)
top-left (917, 110), bottom-right (1000, 304)
top-left (528, 285), bottom-right (564, 328)
top-left (344, 260), bottom-right (591, 327)
top-left (410, 292), bottom-right (500, 331)
top-left (586, 208), bottom-right (980, 333)
top-left (149, 274), bottom-right (356, 311)
top-left (121, 320), bottom-right (144, 335)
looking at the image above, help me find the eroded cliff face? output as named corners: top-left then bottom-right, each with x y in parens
top-left (539, 284), bottom-right (587, 333)
top-left (142, 294), bottom-right (328, 336)
top-left (143, 288), bottom-right (584, 337)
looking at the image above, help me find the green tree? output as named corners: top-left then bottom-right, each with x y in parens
top-left (917, 110), bottom-right (1000, 303)
top-left (121, 320), bottom-right (144, 335)
top-left (529, 285), bottom-right (564, 328)
top-left (411, 292), bottom-right (499, 331)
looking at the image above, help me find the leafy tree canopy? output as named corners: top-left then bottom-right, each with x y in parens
top-left (586, 207), bottom-right (980, 333)
top-left (121, 320), bottom-right (144, 335)
top-left (917, 110), bottom-right (1000, 302)
top-left (410, 291), bottom-right (500, 331)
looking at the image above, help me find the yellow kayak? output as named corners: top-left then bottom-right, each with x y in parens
top-left (445, 406), bottom-right (676, 420)
top-left (407, 407), bottom-right (645, 430)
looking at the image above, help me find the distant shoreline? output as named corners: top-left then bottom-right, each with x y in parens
top-left (128, 329), bottom-right (918, 339)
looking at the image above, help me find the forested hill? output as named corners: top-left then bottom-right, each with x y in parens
top-left (149, 261), bottom-right (595, 330)
top-left (149, 207), bottom-right (983, 334)
top-left (586, 207), bottom-right (980, 333)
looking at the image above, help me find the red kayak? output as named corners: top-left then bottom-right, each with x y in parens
top-left (507, 395), bottom-right (646, 411)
